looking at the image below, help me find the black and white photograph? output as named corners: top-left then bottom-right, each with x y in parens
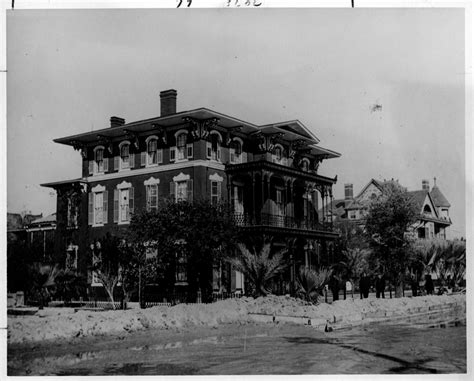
top-left (3, 0), bottom-right (471, 377)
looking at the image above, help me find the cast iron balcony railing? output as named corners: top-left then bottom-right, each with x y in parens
top-left (233, 212), bottom-right (332, 232)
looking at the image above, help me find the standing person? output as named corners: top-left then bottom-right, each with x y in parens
top-left (425, 273), bottom-right (434, 295)
top-left (359, 272), bottom-right (370, 299)
top-left (375, 273), bottom-right (385, 299)
top-left (329, 274), bottom-right (340, 302)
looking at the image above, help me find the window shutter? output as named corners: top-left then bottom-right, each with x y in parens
top-left (103, 158), bottom-right (109, 172)
top-left (113, 189), bottom-right (119, 223)
top-left (145, 185), bottom-right (150, 211)
top-left (187, 143), bottom-right (193, 159)
top-left (187, 179), bottom-right (193, 202)
top-left (217, 182), bottom-right (222, 201)
top-left (89, 161), bottom-right (94, 176)
top-left (103, 190), bottom-right (108, 224)
top-left (88, 192), bottom-right (93, 225)
top-left (170, 147), bottom-right (176, 162)
top-left (130, 153), bottom-right (135, 169)
top-left (157, 149), bottom-right (163, 164)
top-left (114, 156), bottom-right (120, 171)
top-left (129, 187), bottom-right (135, 217)
top-left (141, 151), bottom-right (147, 167)
top-left (217, 148), bottom-right (221, 161)
top-left (206, 142), bottom-right (212, 159)
top-left (169, 181), bottom-right (176, 202)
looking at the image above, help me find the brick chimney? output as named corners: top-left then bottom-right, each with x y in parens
top-left (160, 89), bottom-right (177, 117)
top-left (110, 116), bottom-right (125, 128)
top-left (344, 183), bottom-right (353, 200)
top-left (422, 179), bottom-right (430, 191)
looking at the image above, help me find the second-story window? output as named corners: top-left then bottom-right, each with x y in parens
top-left (88, 185), bottom-right (108, 226)
top-left (177, 133), bottom-right (187, 160)
top-left (120, 143), bottom-right (130, 170)
top-left (274, 147), bottom-right (282, 161)
top-left (301, 158), bottom-right (309, 172)
top-left (207, 132), bottom-right (221, 161)
top-left (96, 148), bottom-right (104, 173)
top-left (147, 138), bottom-right (158, 165)
top-left (90, 147), bottom-right (108, 175)
top-left (230, 139), bottom-right (242, 164)
top-left (67, 197), bottom-right (78, 228)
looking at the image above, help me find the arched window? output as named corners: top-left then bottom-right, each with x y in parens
top-left (206, 131), bottom-right (222, 161)
top-left (95, 147), bottom-right (105, 173)
top-left (176, 132), bottom-right (187, 160)
top-left (274, 146), bottom-right (282, 161)
top-left (230, 138), bottom-right (242, 164)
top-left (120, 142), bottom-right (130, 170)
top-left (301, 158), bottom-right (310, 172)
top-left (423, 205), bottom-right (432, 215)
top-left (147, 138), bottom-right (158, 165)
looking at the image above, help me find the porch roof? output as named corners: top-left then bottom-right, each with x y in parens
top-left (225, 160), bottom-right (338, 185)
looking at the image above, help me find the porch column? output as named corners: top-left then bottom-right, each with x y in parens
top-left (251, 172), bottom-right (256, 224)
top-left (226, 174), bottom-right (232, 208)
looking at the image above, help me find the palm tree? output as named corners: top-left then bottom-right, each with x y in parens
top-left (230, 243), bottom-right (288, 297)
top-left (27, 263), bottom-right (61, 308)
top-left (434, 240), bottom-right (466, 291)
top-left (337, 248), bottom-right (369, 298)
top-left (295, 266), bottom-right (332, 304)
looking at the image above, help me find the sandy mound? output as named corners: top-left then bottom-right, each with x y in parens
top-left (8, 294), bottom-right (465, 344)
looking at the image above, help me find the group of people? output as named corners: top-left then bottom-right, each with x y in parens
top-left (359, 272), bottom-right (386, 299)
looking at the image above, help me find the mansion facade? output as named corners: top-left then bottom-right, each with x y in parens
top-left (43, 89), bottom-right (341, 295)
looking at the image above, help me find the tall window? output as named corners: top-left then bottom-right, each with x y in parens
top-left (301, 158), bottom-right (309, 172)
top-left (95, 148), bottom-right (105, 173)
top-left (146, 184), bottom-right (158, 211)
top-left (207, 132), bottom-right (221, 161)
top-left (114, 182), bottom-right (134, 224)
top-left (176, 133), bottom-right (187, 160)
top-left (230, 140), bottom-right (242, 164)
top-left (147, 138), bottom-right (158, 165)
top-left (120, 143), bottom-right (130, 170)
top-left (211, 181), bottom-right (222, 205)
top-left (233, 185), bottom-right (244, 214)
top-left (88, 187), bottom-right (108, 226)
top-left (274, 146), bottom-right (282, 161)
top-left (176, 181), bottom-right (187, 201)
top-left (67, 197), bottom-right (78, 228)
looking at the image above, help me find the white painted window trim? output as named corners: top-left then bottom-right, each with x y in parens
top-left (173, 172), bottom-right (191, 182)
top-left (116, 181), bottom-right (133, 225)
top-left (272, 143), bottom-right (285, 164)
top-left (144, 177), bottom-right (160, 186)
top-left (230, 137), bottom-right (243, 164)
top-left (174, 129), bottom-right (189, 163)
top-left (208, 130), bottom-right (222, 163)
top-left (209, 173), bottom-right (224, 182)
top-left (93, 146), bottom-right (106, 175)
top-left (118, 140), bottom-right (131, 172)
top-left (300, 157), bottom-right (310, 171)
top-left (91, 184), bottom-right (106, 227)
top-left (145, 135), bottom-right (160, 167)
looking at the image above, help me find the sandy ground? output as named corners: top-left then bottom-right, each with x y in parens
top-left (7, 293), bottom-right (465, 344)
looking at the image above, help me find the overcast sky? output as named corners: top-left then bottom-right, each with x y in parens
top-left (6, 8), bottom-right (466, 238)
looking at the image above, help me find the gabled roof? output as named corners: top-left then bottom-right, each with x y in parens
top-left (407, 190), bottom-right (439, 218)
top-left (430, 186), bottom-right (451, 207)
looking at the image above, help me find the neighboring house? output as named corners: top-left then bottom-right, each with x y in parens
top-left (7, 212), bottom-right (43, 245)
top-left (25, 213), bottom-right (57, 263)
top-left (42, 89), bottom-right (341, 295)
top-left (330, 178), bottom-right (451, 240)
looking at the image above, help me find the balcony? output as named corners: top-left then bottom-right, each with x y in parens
top-left (233, 212), bottom-right (336, 238)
